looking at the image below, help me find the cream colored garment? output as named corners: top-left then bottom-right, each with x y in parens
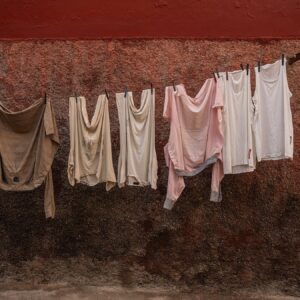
top-left (68, 95), bottom-right (116, 190)
top-left (116, 89), bottom-right (157, 189)
top-left (220, 69), bottom-right (255, 174)
top-left (0, 98), bottom-right (59, 219)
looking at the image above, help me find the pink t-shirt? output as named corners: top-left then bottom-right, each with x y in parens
top-left (163, 78), bottom-right (224, 209)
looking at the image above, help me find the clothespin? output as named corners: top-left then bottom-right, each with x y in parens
top-left (246, 64), bottom-right (249, 75)
top-left (288, 53), bottom-right (300, 65)
top-left (240, 64), bottom-right (244, 71)
top-left (226, 71), bottom-right (229, 81)
top-left (281, 54), bottom-right (285, 65)
top-left (44, 92), bottom-right (47, 104)
top-left (216, 69), bottom-right (220, 78)
top-left (105, 89), bottom-right (109, 100)
top-left (124, 86), bottom-right (128, 98)
top-left (213, 72), bottom-right (217, 82)
top-left (150, 83), bottom-right (153, 95)
top-left (258, 48), bottom-right (264, 72)
top-left (172, 82), bottom-right (176, 92)
top-left (75, 92), bottom-right (78, 103)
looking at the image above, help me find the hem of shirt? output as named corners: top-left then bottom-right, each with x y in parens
top-left (118, 177), bottom-right (157, 190)
top-left (210, 189), bottom-right (222, 202)
top-left (0, 163), bottom-right (57, 192)
top-left (258, 154), bottom-right (293, 161)
top-left (224, 165), bottom-right (255, 174)
top-left (164, 198), bottom-right (175, 210)
top-left (175, 155), bottom-right (218, 177)
top-left (72, 175), bottom-right (116, 188)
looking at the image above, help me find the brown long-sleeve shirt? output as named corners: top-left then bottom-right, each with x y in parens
top-left (0, 98), bottom-right (59, 218)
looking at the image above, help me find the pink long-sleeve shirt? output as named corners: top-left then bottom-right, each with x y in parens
top-left (163, 78), bottom-right (224, 209)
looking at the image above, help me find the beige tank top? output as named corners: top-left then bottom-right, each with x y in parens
top-left (68, 95), bottom-right (116, 190)
top-left (116, 89), bottom-right (157, 189)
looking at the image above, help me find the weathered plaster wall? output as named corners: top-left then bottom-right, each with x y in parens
top-left (0, 40), bottom-right (299, 290)
top-left (0, 0), bottom-right (299, 39)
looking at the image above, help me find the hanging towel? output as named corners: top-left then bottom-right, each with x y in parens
top-left (0, 98), bottom-right (59, 218)
top-left (220, 69), bottom-right (255, 174)
top-left (68, 95), bottom-right (116, 190)
top-left (252, 58), bottom-right (293, 161)
top-left (116, 89), bottom-right (158, 189)
top-left (163, 79), bottom-right (224, 210)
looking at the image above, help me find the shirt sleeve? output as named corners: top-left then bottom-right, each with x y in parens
top-left (163, 145), bottom-right (185, 210)
top-left (44, 99), bottom-right (60, 144)
top-left (67, 97), bottom-right (76, 186)
top-left (163, 86), bottom-right (174, 120)
top-left (210, 160), bottom-right (224, 202)
top-left (44, 168), bottom-right (55, 218)
top-left (212, 79), bottom-right (224, 108)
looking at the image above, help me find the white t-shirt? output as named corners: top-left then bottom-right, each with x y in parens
top-left (116, 89), bottom-right (158, 189)
top-left (220, 69), bottom-right (255, 174)
top-left (252, 58), bottom-right (293, 161)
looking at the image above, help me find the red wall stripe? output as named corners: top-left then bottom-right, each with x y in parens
top-left (0, 0), bottom-right (300, 39)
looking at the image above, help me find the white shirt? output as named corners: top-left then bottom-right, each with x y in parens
top-left (116, 89), bottom-right (158, 189)
top-left (252, 58), bottom-right (293, 161)
top-left (220, 69), bottom-right (255, 174)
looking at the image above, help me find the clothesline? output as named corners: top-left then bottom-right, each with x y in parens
top-left (63, 53), bottom-right (299, 100)
top-left (0, 56), bottom-right (296, 218)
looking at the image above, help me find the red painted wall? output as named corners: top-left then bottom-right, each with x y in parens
top-left (0, 0), bottom-right (300, 39)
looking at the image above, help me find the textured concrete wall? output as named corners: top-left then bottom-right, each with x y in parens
top-left (0, 40), bottom-right (299, 289)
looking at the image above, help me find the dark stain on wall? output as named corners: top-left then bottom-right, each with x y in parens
top-left (0, 40), bottom-right (299, 290)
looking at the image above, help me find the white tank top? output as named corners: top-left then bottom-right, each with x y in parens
top-left (116, 89), bottom-right (158, 189)
top-left (253, 58), bottom-right (293, 161)
top-left (220, 69), bottom-right (255, 174)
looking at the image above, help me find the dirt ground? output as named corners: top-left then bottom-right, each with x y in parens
top-left (0, 285), bottom-right (299, 300)
top-left (0, 258), bottom-right (299, 300)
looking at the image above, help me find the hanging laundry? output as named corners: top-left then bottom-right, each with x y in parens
top-left (219, 69), bottom-right (255, 174)
top-left (116, 89), bottom-right (157, 189)
top-left (68, 95), bottom-right (116, 190)
top-left (0, 98), bottom-right (59, 218)
top-left (252, 58), bottom-right (293, 161)
top-left (163, 79), bottom-right (224, 210)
